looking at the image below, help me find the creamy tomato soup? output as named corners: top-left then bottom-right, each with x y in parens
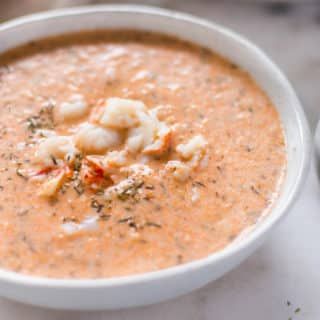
top-left (0, 31), bottom-right (286, 278)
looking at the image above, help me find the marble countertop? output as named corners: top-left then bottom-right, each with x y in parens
top-left (0, 1), bottom-right (319, 319)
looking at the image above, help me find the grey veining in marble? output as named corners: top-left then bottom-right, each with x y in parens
top-left (0, 1), bottom-right (319, 319)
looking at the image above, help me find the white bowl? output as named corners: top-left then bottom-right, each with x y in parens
top-left (0, 5), bottom-right (311, 310)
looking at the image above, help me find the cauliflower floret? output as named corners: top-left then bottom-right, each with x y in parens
top-left (74, 123), bottom-right (120, 154)
top-left (176, 135), bottom-right (207, 160)
top-left (35, 136), bottom-right (78, 166)
top-left (99, 98), bottom-right (146, 129)
top-left (165, 160), bottom-right (191, 182)
top-left (57, 94), bottom-right (88, 122)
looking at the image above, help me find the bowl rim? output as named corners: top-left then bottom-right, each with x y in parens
top-left (0, 4), bottom-right (311, 288)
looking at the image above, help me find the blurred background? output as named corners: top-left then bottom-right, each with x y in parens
top-left (0, 0), bottom-right (319, 130)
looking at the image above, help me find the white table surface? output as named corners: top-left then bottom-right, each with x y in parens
top-left (0, 1), bottom-right (319, 319)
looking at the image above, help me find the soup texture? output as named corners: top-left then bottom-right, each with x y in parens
top-left (0, 31), bottom-right (286, 278)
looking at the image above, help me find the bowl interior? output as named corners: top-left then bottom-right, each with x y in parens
top-left (0, 5), bottom-right (310, 285)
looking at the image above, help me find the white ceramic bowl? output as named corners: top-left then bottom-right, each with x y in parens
top-left (0, 5), bottom-right (311, 310)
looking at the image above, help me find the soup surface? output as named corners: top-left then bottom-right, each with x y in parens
top-left (0, 31), bottom-right (286, 278)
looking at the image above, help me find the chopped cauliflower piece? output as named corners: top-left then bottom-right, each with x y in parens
top-left (165, 160), bottom-right (191, 182)
top-left (99, 98), bottom-right (146, 129)
top-left (176, 135), bottom-right (207, 160)
top-left (57, 94), bottom-right (88, 121)
top-left (35, 136), bottom-right (78, 166)
top-left (74, 123), bottom-right (120, 154)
